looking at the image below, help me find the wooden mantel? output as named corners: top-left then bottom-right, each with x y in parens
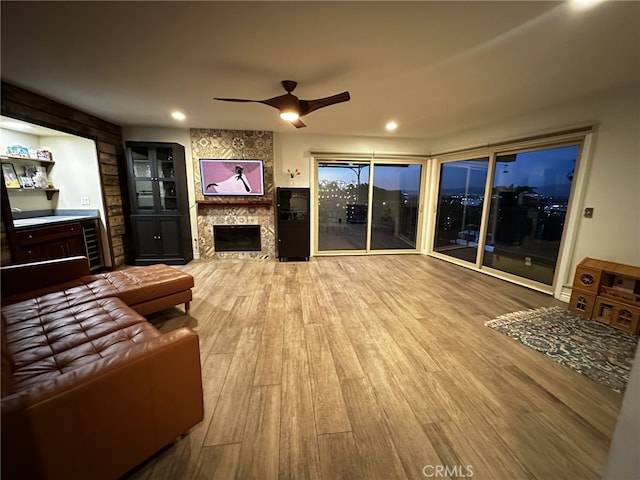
top-left (196, 199), bottom-right (273, 207)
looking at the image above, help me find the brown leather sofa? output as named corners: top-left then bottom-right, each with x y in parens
top-left (1, 257), bottom-right (204, 480)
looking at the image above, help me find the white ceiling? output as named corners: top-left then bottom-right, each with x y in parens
top-left (1, 1), bottom-right (639, 140)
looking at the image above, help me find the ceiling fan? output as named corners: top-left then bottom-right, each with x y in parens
top-left (214, 80), bottom-right (350, 128)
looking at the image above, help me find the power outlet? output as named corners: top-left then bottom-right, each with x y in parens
top-left (80, 196), bottom-right (90, 205)
top-left (525, 256), bottom-right (532, 267)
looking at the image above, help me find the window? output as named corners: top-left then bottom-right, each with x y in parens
top-left (433, 158), bottom-right (488, 263)
top-left (482, 145), bottom-right (579, 285)
top-left (316, 160), bottom-right (423, 253)
top-left (432, 140), bottom-right (583, 290)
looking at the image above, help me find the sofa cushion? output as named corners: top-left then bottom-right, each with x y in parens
top-left (94, 265), bottom-right (194, 306)
top-left (4, 297), bottom-right (162, 393)
top-left (1, 314), bottom-right (14, 397)
top-left (2, 264), bottom-right (194, 323)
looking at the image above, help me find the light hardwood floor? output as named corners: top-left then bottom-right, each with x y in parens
top-left (124, 255), bottom-right (623, 480)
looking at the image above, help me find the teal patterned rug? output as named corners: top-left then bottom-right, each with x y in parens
top-left (485, 306), bottom-right (639, 392)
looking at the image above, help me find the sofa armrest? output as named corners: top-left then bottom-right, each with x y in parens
top-left (1, 256), bottom-right (91, 299)
top-left (1, 327), bottom-right (204, 480)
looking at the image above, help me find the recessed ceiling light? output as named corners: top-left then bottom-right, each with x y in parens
top-left (571, 0), bottom-right (602, 8)
top-left (0, 121), bottom-right (34, 131)
top-left (385, 121), bottom-right (398, 131)
top-left (171, 112), bottom-right (186, 120)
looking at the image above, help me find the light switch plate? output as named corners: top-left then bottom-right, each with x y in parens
top-left (584, 207), bottom-right (594, 218)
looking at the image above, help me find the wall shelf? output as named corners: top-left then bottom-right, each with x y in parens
top-left (1, 154), bottom-right (55, 167)
top-left (197, 199), bottom-right (272, 207)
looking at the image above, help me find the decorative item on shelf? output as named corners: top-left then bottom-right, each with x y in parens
top-left (18, 176), bottom-right (34, 188)
top-left (2, 163), bottom-right (20, 188)
top-left (287, 168), bottom-right (301, 185)
top-left (6, 145), bottom-right (30, 158)
top-left (36, 149), bottom-right (53, 161)
top-left (35, 170), bottom-right (48, 188)
top-left (26, 166), bottom-right (49, 188)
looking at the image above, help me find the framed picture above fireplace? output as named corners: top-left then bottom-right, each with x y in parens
top-left (200, 159), bottom-right (264, 196)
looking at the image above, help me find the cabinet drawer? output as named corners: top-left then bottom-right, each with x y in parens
top-left (16, 245), bottom-right (44, 263)
top-left (15, 222), bottom-right (82, 245)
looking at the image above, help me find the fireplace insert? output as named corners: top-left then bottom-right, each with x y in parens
top-left (213, 225), bottom-right (261, 252)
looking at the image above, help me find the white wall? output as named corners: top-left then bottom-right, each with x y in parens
top-left (41, 136), bottom-right (102, 210)
top-left (0, 129), bottom-right (39, 150)
top-left (604, 341), bottom-right (640, 480)
top-left (273, 132), bottom-right (430, 187)
top-left (121, 127), bottom-right (199, 257)
top-left (429, 83), bottom-right (640, 284)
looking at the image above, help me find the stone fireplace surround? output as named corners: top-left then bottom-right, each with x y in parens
top-left (191, 129), bottom-right (275, 259)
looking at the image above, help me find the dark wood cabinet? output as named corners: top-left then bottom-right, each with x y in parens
top-left (131, 215), bottom-right (186, 261)
top-left (125, 142), bottom-right (192, 265)
top-left (276, 187), bottom-right (310, 261)
top-left (14, 222), bottom-right (85, 263)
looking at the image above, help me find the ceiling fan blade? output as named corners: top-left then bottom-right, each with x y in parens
top-left (260, 93), bottom-right (298, 111)
top-left (290, 118), bottom-right (306, 128)
top-left (300, 91), bottom-right (350, 116)
top-left (213, 97), bottom-right (260, 103)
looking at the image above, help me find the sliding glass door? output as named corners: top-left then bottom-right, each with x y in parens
top-left (317, 162), bottom-right (369, 251)
top-left (432, 144), bottom-right (579, 287)
top-left (482, 145), bottom-right (579, 285)
top-left (317, 161), bottom-right (422, 254)
top-left (433, 158), bottom-right (488, 263)
top-left (370, 164), bottom-right (422, 250)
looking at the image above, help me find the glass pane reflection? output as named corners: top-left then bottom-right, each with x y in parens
top-left (371, 164), bottom-right (421, 250)
top-left (317, 163), bottom-right (369, 251)
top-left (482, 145), bottom-right (578, 285)
top-left (433, 159), bottom-right (489, 263)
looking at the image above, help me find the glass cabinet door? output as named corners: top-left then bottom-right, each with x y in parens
top-left (130, 145), bottom-right (180, 213)
top-left (131, 146), bottom-right (154, 212)
top-left (156, 147), bottom-right (178, 211)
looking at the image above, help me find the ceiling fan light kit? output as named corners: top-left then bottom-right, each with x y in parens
top-left (214, 80), bottom-right (350, 128)
top-left (279, 111), bottom-right (300, 122)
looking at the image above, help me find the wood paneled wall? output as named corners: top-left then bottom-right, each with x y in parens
top-left (0, 81), bottom-right (130, 267)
